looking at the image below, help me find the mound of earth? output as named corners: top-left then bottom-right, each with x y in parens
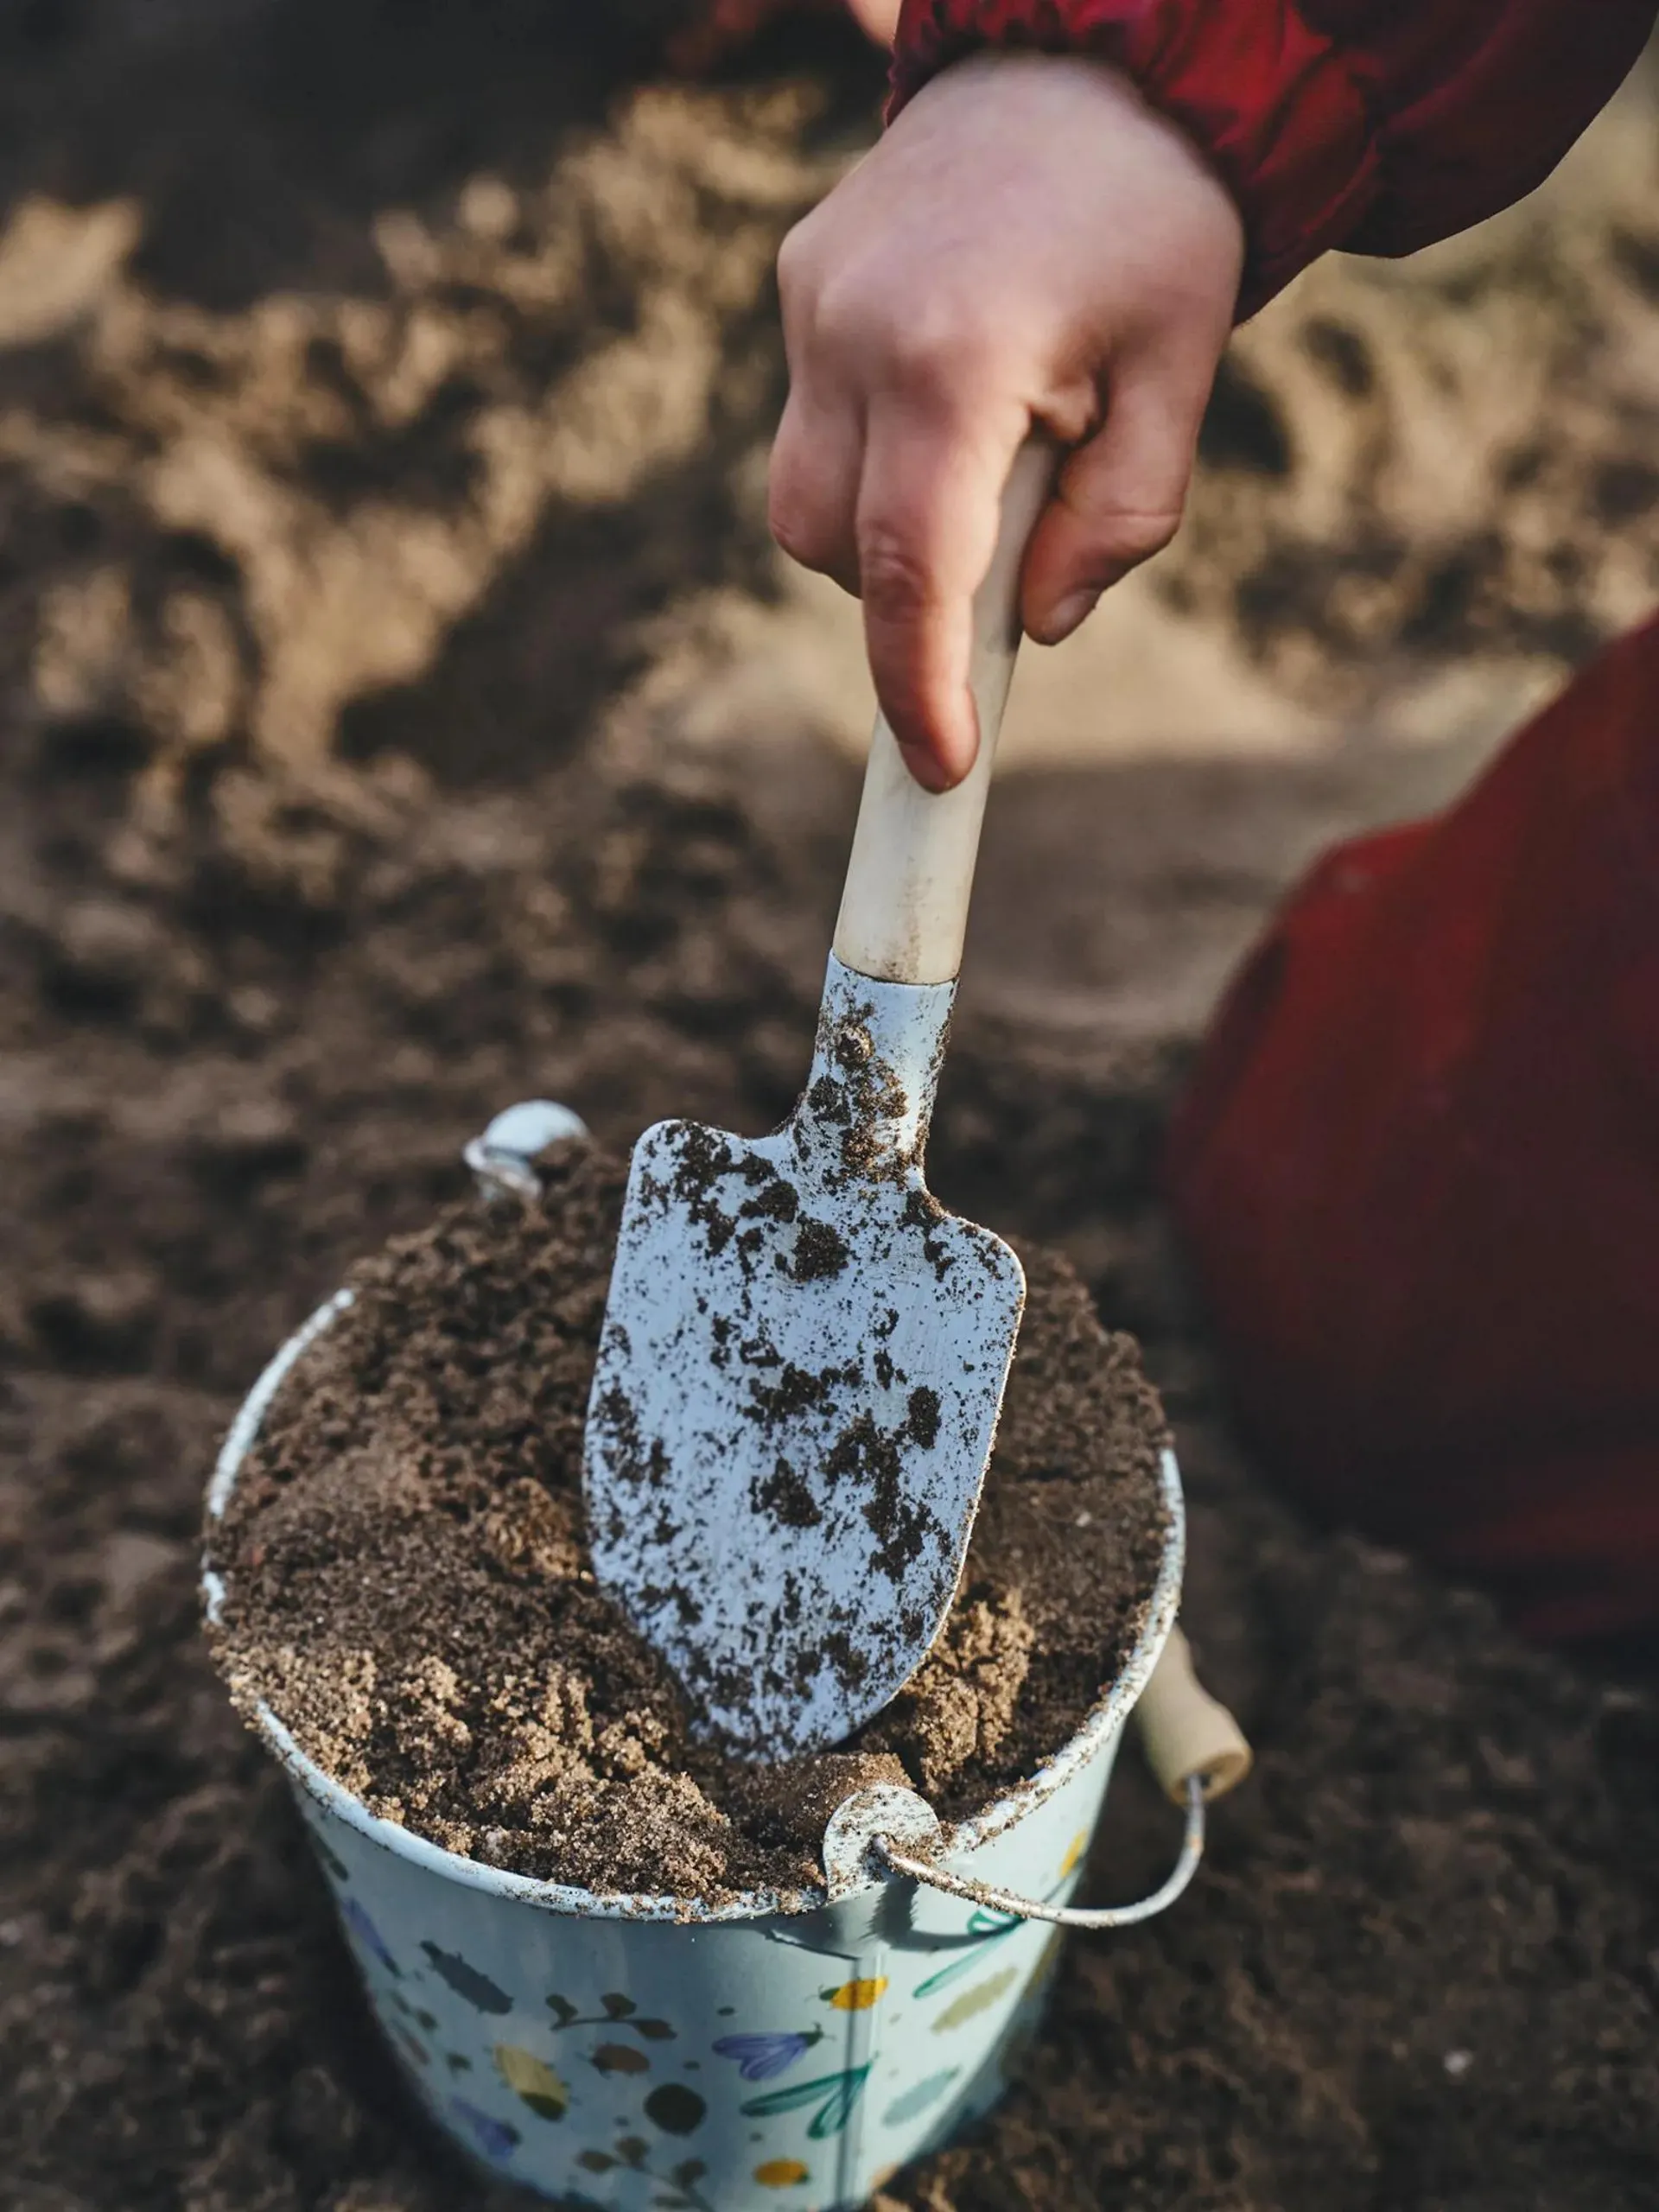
top-left (207, 1147), bottom-right (1169, 1899)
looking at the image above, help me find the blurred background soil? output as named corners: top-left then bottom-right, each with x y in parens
top-left (0, 6), bottom-right (1656, 2209)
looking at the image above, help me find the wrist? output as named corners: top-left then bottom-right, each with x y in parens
top-left (888, 0), bottom-right (1376, 319)
top-left (950, 47), bottom-right (1243, 224)
top-left (895, 48), bottom-right (1244, 310)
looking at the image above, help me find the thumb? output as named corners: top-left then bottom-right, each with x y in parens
top-left (1021, 361), bottom-right (1206, 644)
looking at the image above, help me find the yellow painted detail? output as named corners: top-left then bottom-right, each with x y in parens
top-left (931, 1966), bottom-right (1020, 2033)
top-left (493, 2044), bottom-right (569, 2119)
top-left (754, 2158), bottom-right (811, 2187)
top-left (824, 1976), bottom-right (888, 2012)
top-left (1058, 1829), bottom-right (1088, 1878)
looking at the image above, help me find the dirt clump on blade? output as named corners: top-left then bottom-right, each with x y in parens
top-left (208, 1141), bottom-right (1169, 1900)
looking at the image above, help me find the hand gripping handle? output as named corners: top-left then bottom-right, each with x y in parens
top-left (831, 439), bottom-right (1056, 985)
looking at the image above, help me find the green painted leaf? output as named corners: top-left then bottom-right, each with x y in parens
top-left (634, 2017), bottom-right (676, 2040)
top-left (616, 2136), bottom-right (649, 2164)
top-left (545, 1992), bottom-right (578, 2026)
top-left (969, 1905), bottom-right (1021, 1936)
top-left (577, 2149), bottom-right (614, 2172)
top-left (601, 1991), bottom-right (637, 2018)
top-left (913, 1926), bottom-right (1017, 2000)
top-left (741, 2065), bottom-right (871, 2140)
top-left (807, 2069), bottom-right (870, 2141)
top-left (671, 2161), bottom-right (708, 2188)
top-left (882, 2068), bottom-right (961, 2128)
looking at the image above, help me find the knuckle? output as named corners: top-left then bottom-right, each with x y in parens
top-left (767, 467), bottom-right (835, 570)
top-left (777, 227), bottom-right (834, 353)
top-left (809, 272), bottom-right (883, 365)
top-left (814, 284), bottom-right (991, 405)
top-left (856, 521), bottom-right (935, 620)
top-left (1097, 506), bottom-right (1182, 568)
top-left (775, 221), bottom-right (815, 306)
top-left (886, 310), bottom-right (991, 402)
top-left (769, 494), bottom-right (831, 571)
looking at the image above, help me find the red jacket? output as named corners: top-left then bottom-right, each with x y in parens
top-left (893, 0), bottom-right (1659, 1646)
top-left (891, 0), bottom-right (1656, 315)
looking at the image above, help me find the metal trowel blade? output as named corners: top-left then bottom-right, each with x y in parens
top-left (582, 956), bottom-right (1025, 1760)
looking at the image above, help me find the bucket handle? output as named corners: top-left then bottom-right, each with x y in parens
top-left (823, 1630), bottom-right (1251, 1929)
top-left (871, 1776), bottom-right (1205, 1929)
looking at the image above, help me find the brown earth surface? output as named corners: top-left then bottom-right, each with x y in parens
top-left (1, 8), bottom-right (1656, 2210)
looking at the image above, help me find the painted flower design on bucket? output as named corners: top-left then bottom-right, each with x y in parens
top-left (311, 1831), bottom-right (352, 1885)
top-left (645, 2082), bottom-right (708, 2135)
top-left (421, 1942), bottom-right (511, 2013)
top-left (931, 1966), bottom-right (1020, 2032)
top-left (448, 2095), bottom-right (520, 2163)
top-left (822, 1975), bottom-right (887, 2011)
top-left (741, 2063), bottom-right (870, 2140)
top-left (575, 2137), bottom-right (714, 2210)
top-left (493, 2044), bottom-right (569, 2121)
top-left (882, 2068), bottom-right (961, 2128)
top-left (754, 2158), bottom-right (812, 2188)
top-left (591, 2041), bottom-right (651, 2075)
top-left (712, 2028), bottom-right (826, 2082)
top-left (913, 1905), bottom-right (1024, 1999)
top-left (360, 1851), bottom-right (1065, 2205)
top-left (913, 1834), bottom-right (1082, 1999)
top-left (340, 1895), bottom-right (399, 1977)
top-left (546, 1988), bottom-right (676, 2040)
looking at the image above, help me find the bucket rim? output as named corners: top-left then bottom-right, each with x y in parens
top-left (203, 1290), bottom-right (1183, 1924)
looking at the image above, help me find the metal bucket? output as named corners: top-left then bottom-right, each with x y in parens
top-left (204, 1292), bottom-right (1195, 2212)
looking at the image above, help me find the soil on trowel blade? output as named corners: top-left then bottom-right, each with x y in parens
top-left (207, 1141), bottom-right (1172, 1901)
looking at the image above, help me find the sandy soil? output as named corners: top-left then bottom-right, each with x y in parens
top-left (0, 9), bottom-right (1655, 2209)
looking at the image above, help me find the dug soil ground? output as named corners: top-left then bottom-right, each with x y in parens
top-left (1, 9), bottom-right (1656, 2209)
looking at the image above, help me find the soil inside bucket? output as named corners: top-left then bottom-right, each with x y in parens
top-left (206, 1141), bottom-right (1171, 1901)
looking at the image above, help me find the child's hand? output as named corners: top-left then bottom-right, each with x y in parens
top-left (769, 51), bottom-right (1243, 790)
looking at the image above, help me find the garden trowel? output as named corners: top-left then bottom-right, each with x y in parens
top-left (584, 442), bottom-right (1054, 1759)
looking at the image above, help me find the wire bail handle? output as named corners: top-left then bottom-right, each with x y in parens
top-left (822, 1629), bottom-right (1251, 1928)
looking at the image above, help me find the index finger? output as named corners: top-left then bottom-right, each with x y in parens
top-left (855, 399), bottom-right (1026, 791)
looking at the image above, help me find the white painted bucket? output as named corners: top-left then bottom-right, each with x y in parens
top-left (204, 1279), bottom-right (1220, 2210)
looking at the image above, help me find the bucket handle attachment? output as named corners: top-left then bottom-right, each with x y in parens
top-left (823, 1629), bottom-right (1250, 1929)
top-left (465, 1100), bottom-right (591, 1203)
top-left (872, 1776), bottom-right (1205, 1929)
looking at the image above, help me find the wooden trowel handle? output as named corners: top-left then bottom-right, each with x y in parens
top-left (832, 438), bottom-right (1058, 986)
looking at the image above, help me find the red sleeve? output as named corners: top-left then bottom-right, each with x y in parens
top-left (887, 0), bottom-right (1658, 317)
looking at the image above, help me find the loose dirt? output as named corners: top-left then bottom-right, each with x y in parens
top-left (1, 7), bottom-right (1656, 2211)
top-left (207, 1141), bottom-right (1168, 1899)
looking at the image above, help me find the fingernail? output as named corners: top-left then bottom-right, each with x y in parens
top-left (898, 743), bottom-right (953, 794)
top-left (1040, 588), bottom-right (1101, 645)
